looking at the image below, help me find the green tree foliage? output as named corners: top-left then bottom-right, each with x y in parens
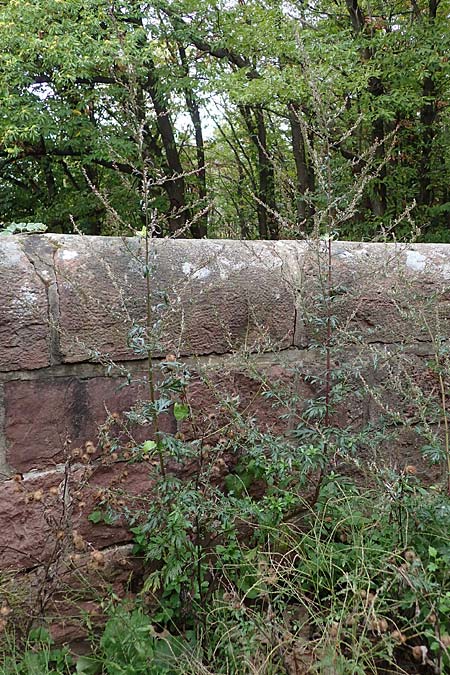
top-left (0, 0), bottom-right (449, 239)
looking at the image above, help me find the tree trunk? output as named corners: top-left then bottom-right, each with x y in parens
top-left (346, 1), bottom-right (387, 218)
top-left (178, 45), bottom-right (207, 238)
top-left (241, 105), bottom-right (278, 240)
top-left (417, 0), bottom-right (439, 209)
top-left (288, 102), bottom-right (314, 230)
top-left (146, 61), bottom-right (189, 234)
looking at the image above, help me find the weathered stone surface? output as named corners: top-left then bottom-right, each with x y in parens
top-left (46, 544), bottom-right (144, 645)
top-left (278, 240), bottom-right (450, 347)
top-left (181, 357), bottom-right (315, 442)
top-left (51, 236), bottom-right (296, 363)
top-left (21, 235), bottom-right (63, 365)
top-left (0, 462), bottom-right (154, 570)
top-left (3, 372), bottom-right (165, 473)
top-left (1, 543), bottom-right (144, 646)
top-left (0, 470), bottom-right (65, 569)
top-left (2, 235), bottom-right (450, 579)
top-left (0, 237), bottom-right (50, 371)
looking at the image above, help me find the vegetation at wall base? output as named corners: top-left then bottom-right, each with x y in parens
top-left (1, 474), bottom-right (449, 674)
top-left (1, 320), bottom-right (449, 673)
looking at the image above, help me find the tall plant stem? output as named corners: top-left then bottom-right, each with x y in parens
top-left (423, 313), bottom-right (450, 495)
top-left (437, 370), bottom-right (450, 495)
top-left (325, 235), bottom-right (332, 432)
top-left (144, 217), bottom-right (166, 479)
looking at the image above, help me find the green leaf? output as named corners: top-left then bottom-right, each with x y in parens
top-left (142, 440), bottom-right (157, 453)
top-left (88, 510), bottom-right (103, 524)
top-left (173, 402), bottom-right (189, 421)
top-left (76, 655), bottom-right (102, 674)
top-left (28, 627), bottom-right (53, 644)
top-left (88, 509), bottom-right (114, 525)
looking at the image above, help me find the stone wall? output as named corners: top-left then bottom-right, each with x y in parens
top-left (1, 235), bottom-right (449, 584)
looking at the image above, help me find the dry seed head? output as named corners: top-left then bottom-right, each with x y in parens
top-left (32, 489), bottom-right (43, 502)
top-left (345, 613), bottom-right (357, 626)
top-left (404, 549), bottom-right (416, 562)
top-left (72, 531), bottom-right (85, 551)
top-left (0, 606), bottom-right (11, 617)
top-left (404, 465), bottom-right (417, 475)
top-left (85, 441), bottom-right (96, 455)
top-left (391, 630), bottom-right (406, 644)
top-left (265, 573), bottom-right (278, 585)
top-left (377, 618), bottom-right (388, 633)
top-left (329, 622), bottom-right (339, 639)
top-left (428, 611), bottom-right (437, 625)
top-left (91, 550), bottom-right (105, 566)
top-left (411, 645), bottom-right (427, 664)
top-left (441, 634), bottom-right (450, 648)
top-left (0, 619), bottom-right (7, 632)
top-left (49, 486), bottom-right (59, 496)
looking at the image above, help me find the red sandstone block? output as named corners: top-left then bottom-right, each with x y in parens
top-left (0, 463), bottom-right (154, 571)
top-left (0, 238), bottom-right (50, 371)
top-left (4, 374), bottom-right (175, 473)
top-left (53, 237), bottom-right (295, 363)
top-left (181, 362), bottom-right (314, 442)
top-left (46, 544), bottom-right (144, 645)
top-left (0, 471), bottom-right (65, 569)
